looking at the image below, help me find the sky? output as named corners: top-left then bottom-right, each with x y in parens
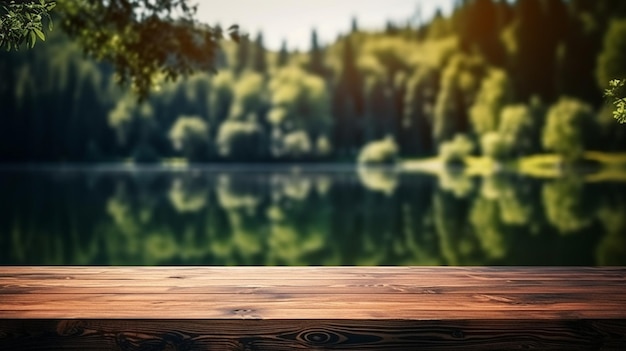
top-left (196, 0), bottom-right (453, 51)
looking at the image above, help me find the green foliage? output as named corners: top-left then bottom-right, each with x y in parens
top-left (168, 115), bottom-right (209, 160)
top-left (598, 19), bottom-right (626, 124)
top-left (251, 32), bottom-right (267, 73)
top-left (485, 176), bottom-right (532, 226)
top-left (282, 130), bottom-right (312, 158)
top-left (276, 40), bottom-right (289, 67)
top-left (357, 136), bottom-right (398, 165)
top-left (209, 71), bottom-right (235, 125)
top-left (542, 97), bottom-right (594, 162)
top-left (434, 53), bottom-right (486, 143)
top-left (357, 167), bottom-right (398, 195)
top-left (168, 177), bottom-right (207, 213)
top-left (108, 95), bottom-right (154, 145)
top-left (469, 196), bottom-right (506, 259)
top-left (596, 202), bottom-right (626, 265)
top-left (542, 177), bottom-right (592, 234)
top-left (470, 69), bottom-right (511, 135)
top-left (308, 29), bottom-right (327, 77)
top-left (57, 0), bottom-right (241, 100)
top-left (216, 117), bottom-right (266, 160)
top-left (230, 72), bottom-right (266, 120)
top-left (597, 20), bottom-right (626, 89)
top-left (439, 134), bottom-right (474, 165)
top-left (426, 11), bottom-right (452, 40)
top-left (480, 132), bottom-right (509, 161)
top-left (496, 104), bottom-right (536, 157)
top-left (4, 0), bottom-right (626, 163)
top-left (0, 0), bottom-right (55, 50)
top-left (4, 166), bottom-right (625, 266)
top-left (507, 0), bottom-right (563, 102)
top-left (604, 78), bottom-right (626, 123)
top-left (268, 66), bottom-right (330, 134)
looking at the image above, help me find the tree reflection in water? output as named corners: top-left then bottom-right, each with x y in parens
top-left (0, 168), bottom-right (624, 266)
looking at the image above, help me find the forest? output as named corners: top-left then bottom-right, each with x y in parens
top-left (1, 0), bottom-right (626, 164)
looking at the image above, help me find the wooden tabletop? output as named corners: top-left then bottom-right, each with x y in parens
top-left (1, 266), bottom-right (626, 350)
top-left (2, 266), bottom-right (626, 320)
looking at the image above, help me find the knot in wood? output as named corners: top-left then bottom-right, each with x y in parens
top-left (298, 329), bottom-right (342, 346)
top-left (56, 320), bottom-right (85, 336)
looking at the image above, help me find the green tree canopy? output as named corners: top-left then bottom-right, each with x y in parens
top-left (597, 19), bottom-right (626, 123)
top-left (268, 66), bottom-right (331, 135)
top-left (470, 68), bottom-right (512, 135)
top-left (542, 97), bottom-right (594, 162)
top-left (2, 0), bottom-right (241, 100)
top-left (216, 117), bottom-right (266, 160)
top-left (168, 115), bottom-right (210, 160)
top-left (357, 136), bottom-right (399, 165)
top-left (597, 19), bottom-right (626, 89)
top-left (0, 0), bottom-right (56, 49)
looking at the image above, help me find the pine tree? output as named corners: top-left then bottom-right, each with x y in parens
top-left (309, 29), bottom-right (326, 77)
top-left (277, 40), bottom-right (289, 67)
top-left (252, 32), bottom-right (267, 74)
top-left (464, 0), bottom-right (505, 66)
top-left (332, 37), bottom-right (365, 153)
top-left (510, 0), bottom-right (564, 102)
top-left (235, 36), bottom-right (250, 75)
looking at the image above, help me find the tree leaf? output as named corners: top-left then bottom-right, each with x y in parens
top-left (33, 28), bottom-right (45, 41)
top-left (29, 31), bottom-right (36, 47)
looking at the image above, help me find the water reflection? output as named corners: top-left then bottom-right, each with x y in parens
top-left (0, 168), bottom-right (624, 265)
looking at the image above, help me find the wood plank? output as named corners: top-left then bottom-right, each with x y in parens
top-left (2, 266), bottom-right (625, 281)
top-left (1, 267), bottom-right (625, 349)
top-left (0, 319), bottom-right (625, 350)
top-left (4, 282), bottom-right (626, 295)
top-left (2, 294), bottom-right (625, 319)
top-left (1, 267), bottom-right (626, 320)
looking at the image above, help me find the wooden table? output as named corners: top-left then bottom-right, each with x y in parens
top-left (1, 266), bottom-right (625, 350)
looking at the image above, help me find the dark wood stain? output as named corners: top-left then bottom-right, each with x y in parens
top-left (1, 267), bottom-right (625, 350)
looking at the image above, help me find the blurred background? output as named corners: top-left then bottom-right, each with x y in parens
top-left (1, 0), bottom-right (625, 265)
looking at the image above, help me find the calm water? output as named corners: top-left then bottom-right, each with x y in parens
top-left (1, 166), bottom-right (625, 266)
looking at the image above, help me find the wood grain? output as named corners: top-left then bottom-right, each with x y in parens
top-left (1, 267), bottom-right (625, 350)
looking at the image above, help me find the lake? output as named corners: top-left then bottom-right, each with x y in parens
top-left (1, 165), bottom-right (624, 266)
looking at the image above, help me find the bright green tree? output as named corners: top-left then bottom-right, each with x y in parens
top-left (604, 79), bottom-right (626, 123)
top-left (282, 130), bottom-right (312, 159)
top-left (215, 117), bottom-right (267, 160)
top-left (229, 72), bottom-right (267, 120)
top-left (434, 54), bottom-right (486, 144)
top-left (357, 136), bottom-right (398, 165)
top-left (470, 68), bottom-right (511, 136)
top-left (268, 66), bottom-right (331, 137)
top-left (597, 19), bottom-right (626, 89)
top-left (597, 20), bottom-right (626, 123)
top-left (168, 115), bottom-right (210, 161)
top-left (439, 133), bottom-right (474, 165)
top-left (497, 104), bottom-right (536, 157)
top-left (542, 97), bottom-right (594, 162)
